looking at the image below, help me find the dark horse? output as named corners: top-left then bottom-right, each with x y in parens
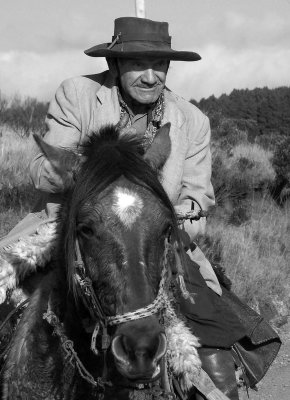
top-left (1, 124), bottom-right (186, 399)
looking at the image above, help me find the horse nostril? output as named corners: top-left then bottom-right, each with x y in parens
top-left (112, 331), bottom-right (167, 378)
top-left (154, 332), bottom-right (167, 362)
top-left (111, 335), bottom-right (130, 366)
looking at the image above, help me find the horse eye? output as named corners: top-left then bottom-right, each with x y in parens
top-left (77, 224), bottom-right (94, 239)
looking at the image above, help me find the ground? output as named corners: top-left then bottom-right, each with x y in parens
top-left (248, 322), bottom-right (290, 400)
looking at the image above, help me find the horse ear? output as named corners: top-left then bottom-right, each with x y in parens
top-left (144, 122), bottom-right (171, 170)
top-left (33, 134), bottom-right (81, 186)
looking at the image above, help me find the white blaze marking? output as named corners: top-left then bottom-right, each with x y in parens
top-left (112, 187), bottom-right (143, 228)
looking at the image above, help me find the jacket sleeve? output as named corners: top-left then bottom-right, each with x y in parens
top-left (30, 78), bottom-right (82, 193)
top-left (176, 114), bottom-right (215, 240)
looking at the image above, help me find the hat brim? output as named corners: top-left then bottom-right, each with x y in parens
top-left (84, 42), bottom-right (201, 61)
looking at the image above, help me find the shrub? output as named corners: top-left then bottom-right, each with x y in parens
top-left (211, 117), bottom-right (249, 150)
top-left (225, 144), bottom-right (276, 191)
top-left (272, 135), bottom-right (290, 182)
top-left (211, 143), bottom-right (275, 211)
top-left (0, 94), bottom-right (48, 137)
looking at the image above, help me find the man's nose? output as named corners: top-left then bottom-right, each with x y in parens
top-left (141, 69), bottom-right (157, 85)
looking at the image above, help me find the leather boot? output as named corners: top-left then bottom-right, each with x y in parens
top-left (195, 347), bottom-right (239, 400)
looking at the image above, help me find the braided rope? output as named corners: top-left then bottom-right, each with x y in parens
top-left (107, 240), bottom-right (172, 326)
top-left (74, 208), bottom-right (205, 327)
top-left (176, 209), bottom-right (208, 222)
top-left (43, 310), bottom-right (110, 390)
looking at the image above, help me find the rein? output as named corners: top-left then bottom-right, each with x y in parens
top-left (43, 309), bottom-right (110, 392)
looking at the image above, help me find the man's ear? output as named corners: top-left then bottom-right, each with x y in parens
top-left (106, 58), bottom-right (119, 78)
top-left (144, 122), bottom-right (171, 170)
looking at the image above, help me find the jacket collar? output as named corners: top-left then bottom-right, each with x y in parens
top-left (96, 71), bottom-right (118, 105)
top-left (95, 72), bottom-right (120, 126)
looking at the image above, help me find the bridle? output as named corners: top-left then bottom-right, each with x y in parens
top-left (73, 207), bottom-right (206, 331)
top-left (43, 209), bottom-right (206, 398)
top-left (73, 233), bottom-right (175, 351)
top-left (43, 232), bottom-right (177, 397)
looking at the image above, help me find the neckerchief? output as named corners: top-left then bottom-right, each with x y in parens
top-left (118, 88), bottom-right (165, 151)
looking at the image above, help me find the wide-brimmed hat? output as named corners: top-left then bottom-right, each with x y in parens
top-left (84, 17), bottom-right (201, 61)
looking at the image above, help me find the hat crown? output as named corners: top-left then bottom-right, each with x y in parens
top-left (113, 17), bottom-right (171, 44)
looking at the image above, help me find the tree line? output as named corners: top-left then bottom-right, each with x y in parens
top-left (191, 86), bottom-right (290, 140)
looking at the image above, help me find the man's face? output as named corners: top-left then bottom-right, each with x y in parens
top-left (117, 58), bottom-right (169, 106)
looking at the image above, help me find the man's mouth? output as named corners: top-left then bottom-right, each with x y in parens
top-left (136, 84), bottom-right (160, 90)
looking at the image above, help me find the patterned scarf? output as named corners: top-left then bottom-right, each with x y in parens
top-left (118, 89), bottom-right (165, 151)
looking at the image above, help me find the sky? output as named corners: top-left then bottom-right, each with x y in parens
top-left (0, 0), bottom-right (289, 102)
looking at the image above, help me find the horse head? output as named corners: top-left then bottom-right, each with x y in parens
top-left (35, 123), bottom-right (177, 384)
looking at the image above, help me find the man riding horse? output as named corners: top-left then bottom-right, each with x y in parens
top-left (0, 17), bottom-right (279, 399)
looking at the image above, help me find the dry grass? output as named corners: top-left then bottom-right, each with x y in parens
top-left (0, 126), bottom-right (37, 237)
top-left (202, 194), bottom-right (290, 315)
top-left (0, 125), bottom-right (36, 187)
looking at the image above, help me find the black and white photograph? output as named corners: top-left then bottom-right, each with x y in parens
top-left (0, 1), bottom-right (289, 399)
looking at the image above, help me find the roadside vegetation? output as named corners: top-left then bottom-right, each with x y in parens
top-left (197, 105), bottom-right (290, 326)
top-left (0, 88), bottom-right (290, 326)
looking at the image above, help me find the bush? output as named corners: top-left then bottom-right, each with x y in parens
top-left (211, 143), bottom-right (275, 212)
top-left (273, 135), bottom-right (290, 182)
top-left (211, 117), bottom-right (249, 150)
top-left (269, 135), bottom-right (290, 205)
top-left (226, 144), bottom-right (276, 191)
top-left (0, 93), bottom-right (48, 137)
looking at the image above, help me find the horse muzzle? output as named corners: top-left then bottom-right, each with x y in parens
top-left (111, 331), bottom-right (167, 381)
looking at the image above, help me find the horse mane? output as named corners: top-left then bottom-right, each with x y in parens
top-left (59, 125), bottom-right (178, 295)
